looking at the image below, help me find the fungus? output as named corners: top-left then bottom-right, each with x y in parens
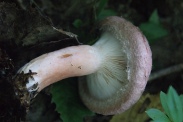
top-left (17, 16), bottom-right (152, 115)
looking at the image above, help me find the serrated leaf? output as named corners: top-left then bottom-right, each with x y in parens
top-left (167, 86), bottom-right (183, 122)
top-left (160, 91), bottom-right (171, 118)
top-left (146, 109), bottom-right (171, 122)
top-left (50, 78), bottom-right (94, 122)
top-left (171, 88), bottom-right (183, 122)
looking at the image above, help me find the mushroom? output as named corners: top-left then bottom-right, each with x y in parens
top-left (17, 16), bottom-right (152, 115)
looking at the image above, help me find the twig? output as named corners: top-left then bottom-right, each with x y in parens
top-left (148, 63), bottom-right (183, 82)
top-left (30, 38), bottom-right (72, 48)
top-left (52, 27), bottom-right (82, 44)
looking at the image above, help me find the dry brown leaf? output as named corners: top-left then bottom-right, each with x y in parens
top-left (110, 93), bottom-right (163, 122)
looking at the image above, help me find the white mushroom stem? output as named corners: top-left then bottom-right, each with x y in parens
top-left (20, 45), bottom-right (102, 92)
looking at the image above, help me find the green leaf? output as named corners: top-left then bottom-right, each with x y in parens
top-left (73, 19), bottom-right (83, 28)
top-left (96, 0), bottom-right (109, 17)
top-left (139, 9), bottom-right (168, 42)
top-left (180, 95), bottom-right (183, 113)
top-left (166, 86), bottom-right (183, 122)
top-left (146, 109), bottom-right (171, 122)
top-left (149, 10), bottom-right (159, 24)
top-left (139, 22), bottom-right (168, 42)
top-left (50, 78), bottom-right (94, 122)
top-left (94, 0), bottom-right (117, 21)
top-left (180, 95), bottom-right (183, 108)
top-left (97, 9), bottom-right (117, 21)
top-left (160, 91), bottom-right (171, 119)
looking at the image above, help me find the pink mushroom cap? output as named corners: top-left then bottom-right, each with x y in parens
top-left (79, 16), bottom-right (152, 115)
